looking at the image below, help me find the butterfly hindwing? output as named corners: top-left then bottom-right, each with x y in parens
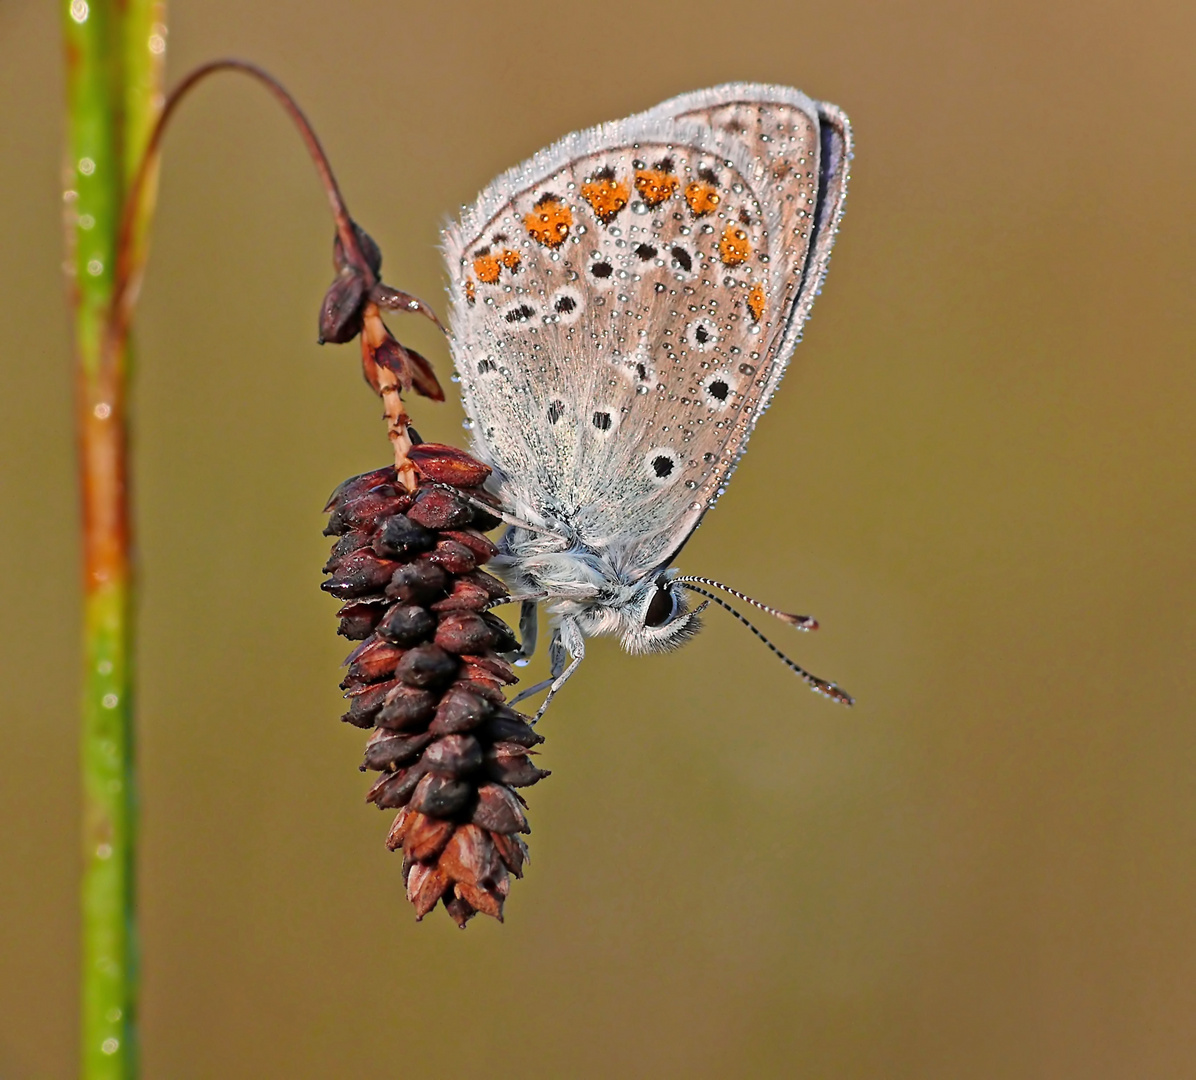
top-left (444, 84), bottom-right (850, 579)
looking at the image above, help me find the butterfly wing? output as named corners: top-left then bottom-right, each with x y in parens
top-left (443, 84), bottom-right (851, 580)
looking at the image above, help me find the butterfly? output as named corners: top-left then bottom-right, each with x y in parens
top-left (441, 83), bottom-right (853, 718)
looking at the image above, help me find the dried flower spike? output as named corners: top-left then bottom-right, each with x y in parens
top-left (323, 444), bottom-right (546, 926)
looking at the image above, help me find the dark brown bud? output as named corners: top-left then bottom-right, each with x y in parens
top-left (324, 484), bottom-right (412, 536)
top-left (409, 773), bottom-right (472, 817)
top-left (322, 549), bottom-right (400, 599)
top-left (444, 892), bottom-right (476, 928)
top-left (483, 708), bottom-right (545, 748)
top-left (375, 685), bottom-right (438, 730)
top-left (362, 728), bottom-right (433, 774)
top-left (319, 271), bottom-right (366, 344)
top-left (406, 488), bottom-right (475, 530)
top-left (323, 530), bottom-right (374, 572)
top-left (434, 612), bottom-right (497, 655)
top-left (365, 757), bottom-right (429, 806)
top-left (341, 679), bottom-right (399, 728)
top-left (387, 561), bottom-right (449, 604)
top-left (484, 745), bottom-right (551, 787)
top-left (377, 604), bottom-right (436, 646)
top-left (394, 644), bottom-right (458, 688)
top-left (373, 515), bottom-right (436, 559)
top-left (471, 783), bottom-right (530, 834)
top-left (333, 223), bottom-right (382, 277)
top-left (480, 612), bottom-right (519, 653)
top-left (425, 538), bottom-right (479, 575)
top-left (428, 687), bottom-right (494, 735)
top-left (324, 466), bottom-right (396, 513)
top-left (336, 600), bottom-right (385, 640)
top-left (423, 734), bottom-right (483, 778)
top-left (407, 443), bottom-right (493, 488)
top-left (448, 679), bottom-right (507, 707)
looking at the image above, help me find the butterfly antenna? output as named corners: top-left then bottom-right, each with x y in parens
top-left (673, 575), bottom-right (819, 630)
top-left (678, 583), bottom-right (853, 706)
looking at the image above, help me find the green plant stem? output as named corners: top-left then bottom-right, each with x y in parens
top-left (63, 2), bottom-right (164, 1076)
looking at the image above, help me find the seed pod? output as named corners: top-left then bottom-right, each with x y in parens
top-left (378, 604), bottom-right (436, 646)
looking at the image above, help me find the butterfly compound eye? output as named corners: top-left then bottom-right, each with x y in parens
top-left (644, 582), bottom-right (678, 628)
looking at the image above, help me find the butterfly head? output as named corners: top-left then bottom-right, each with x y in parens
top-left (609, 571), bottom-right (708, 656)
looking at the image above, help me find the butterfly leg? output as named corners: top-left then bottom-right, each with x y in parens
top-left (529, 619), bottom-right (585, 725)
top-left (515, 600), bottom-right (539, 664)
top-left (506, 620), bottom-right (584, 723)
top-left (507, 625), bottom-right (562, 706)
top-left (499, 599), bottom-right (540, 665)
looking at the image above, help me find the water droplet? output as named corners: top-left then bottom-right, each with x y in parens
top-left (101, 692), bottom-right (118, 709)
top-left (101, 1038), bottom-right (119, 1056)
top-left (78, 156), bottom-right (96, 176)
top-left (69, 0), bottom-right (89, 23)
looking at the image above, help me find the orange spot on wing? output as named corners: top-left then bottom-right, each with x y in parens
top-left (500, 248), bottom-right (521, 270)
top-left (747, 282), bottom-right (766, 323)
top-left (718, 224), bottom-right (751, 266)
top-left (472, 253), bottom-right (501, 284)
top-left (524, 194), bottom-right (572, 248)
top-left (581, 175), bottom-right (630, 223)
top-left (684, 181), bottom-right (720, 216)
top-left (634, 169), bottom-right (678, 207)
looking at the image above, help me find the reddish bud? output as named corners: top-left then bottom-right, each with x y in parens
top-left (426, 538), bottom-right (479, 575)
top-left (434, 612), bottom-right (497, 655)
top-left (406, 862), bottom-right (451, 919)
top-left (492, 832), bottom-right (529, 878)
top-left (407, 488), bottom-right (474, 530)
top-left (407, 444), bottom-right (492, 488)
top-left (441, 529), bottom-right (499, 562)
top-left (459, 655), bottom-right (518, 685)
top-left (402, 813), bottom-right (457, 862)
top-left (344, 636), bottom-right (405, 683)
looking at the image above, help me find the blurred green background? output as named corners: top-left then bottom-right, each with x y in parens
top-left (2, 0), bottom-right (1193, 1076)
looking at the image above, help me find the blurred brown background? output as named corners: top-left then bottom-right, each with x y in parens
top-left (2, 0), bottom-right (1193, 1076)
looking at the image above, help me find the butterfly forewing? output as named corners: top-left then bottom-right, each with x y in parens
top-left (444, 85), bottom-right (848, 579)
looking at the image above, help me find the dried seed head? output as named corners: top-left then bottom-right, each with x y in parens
top-left (323, 444), bottom-right (549, 925)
